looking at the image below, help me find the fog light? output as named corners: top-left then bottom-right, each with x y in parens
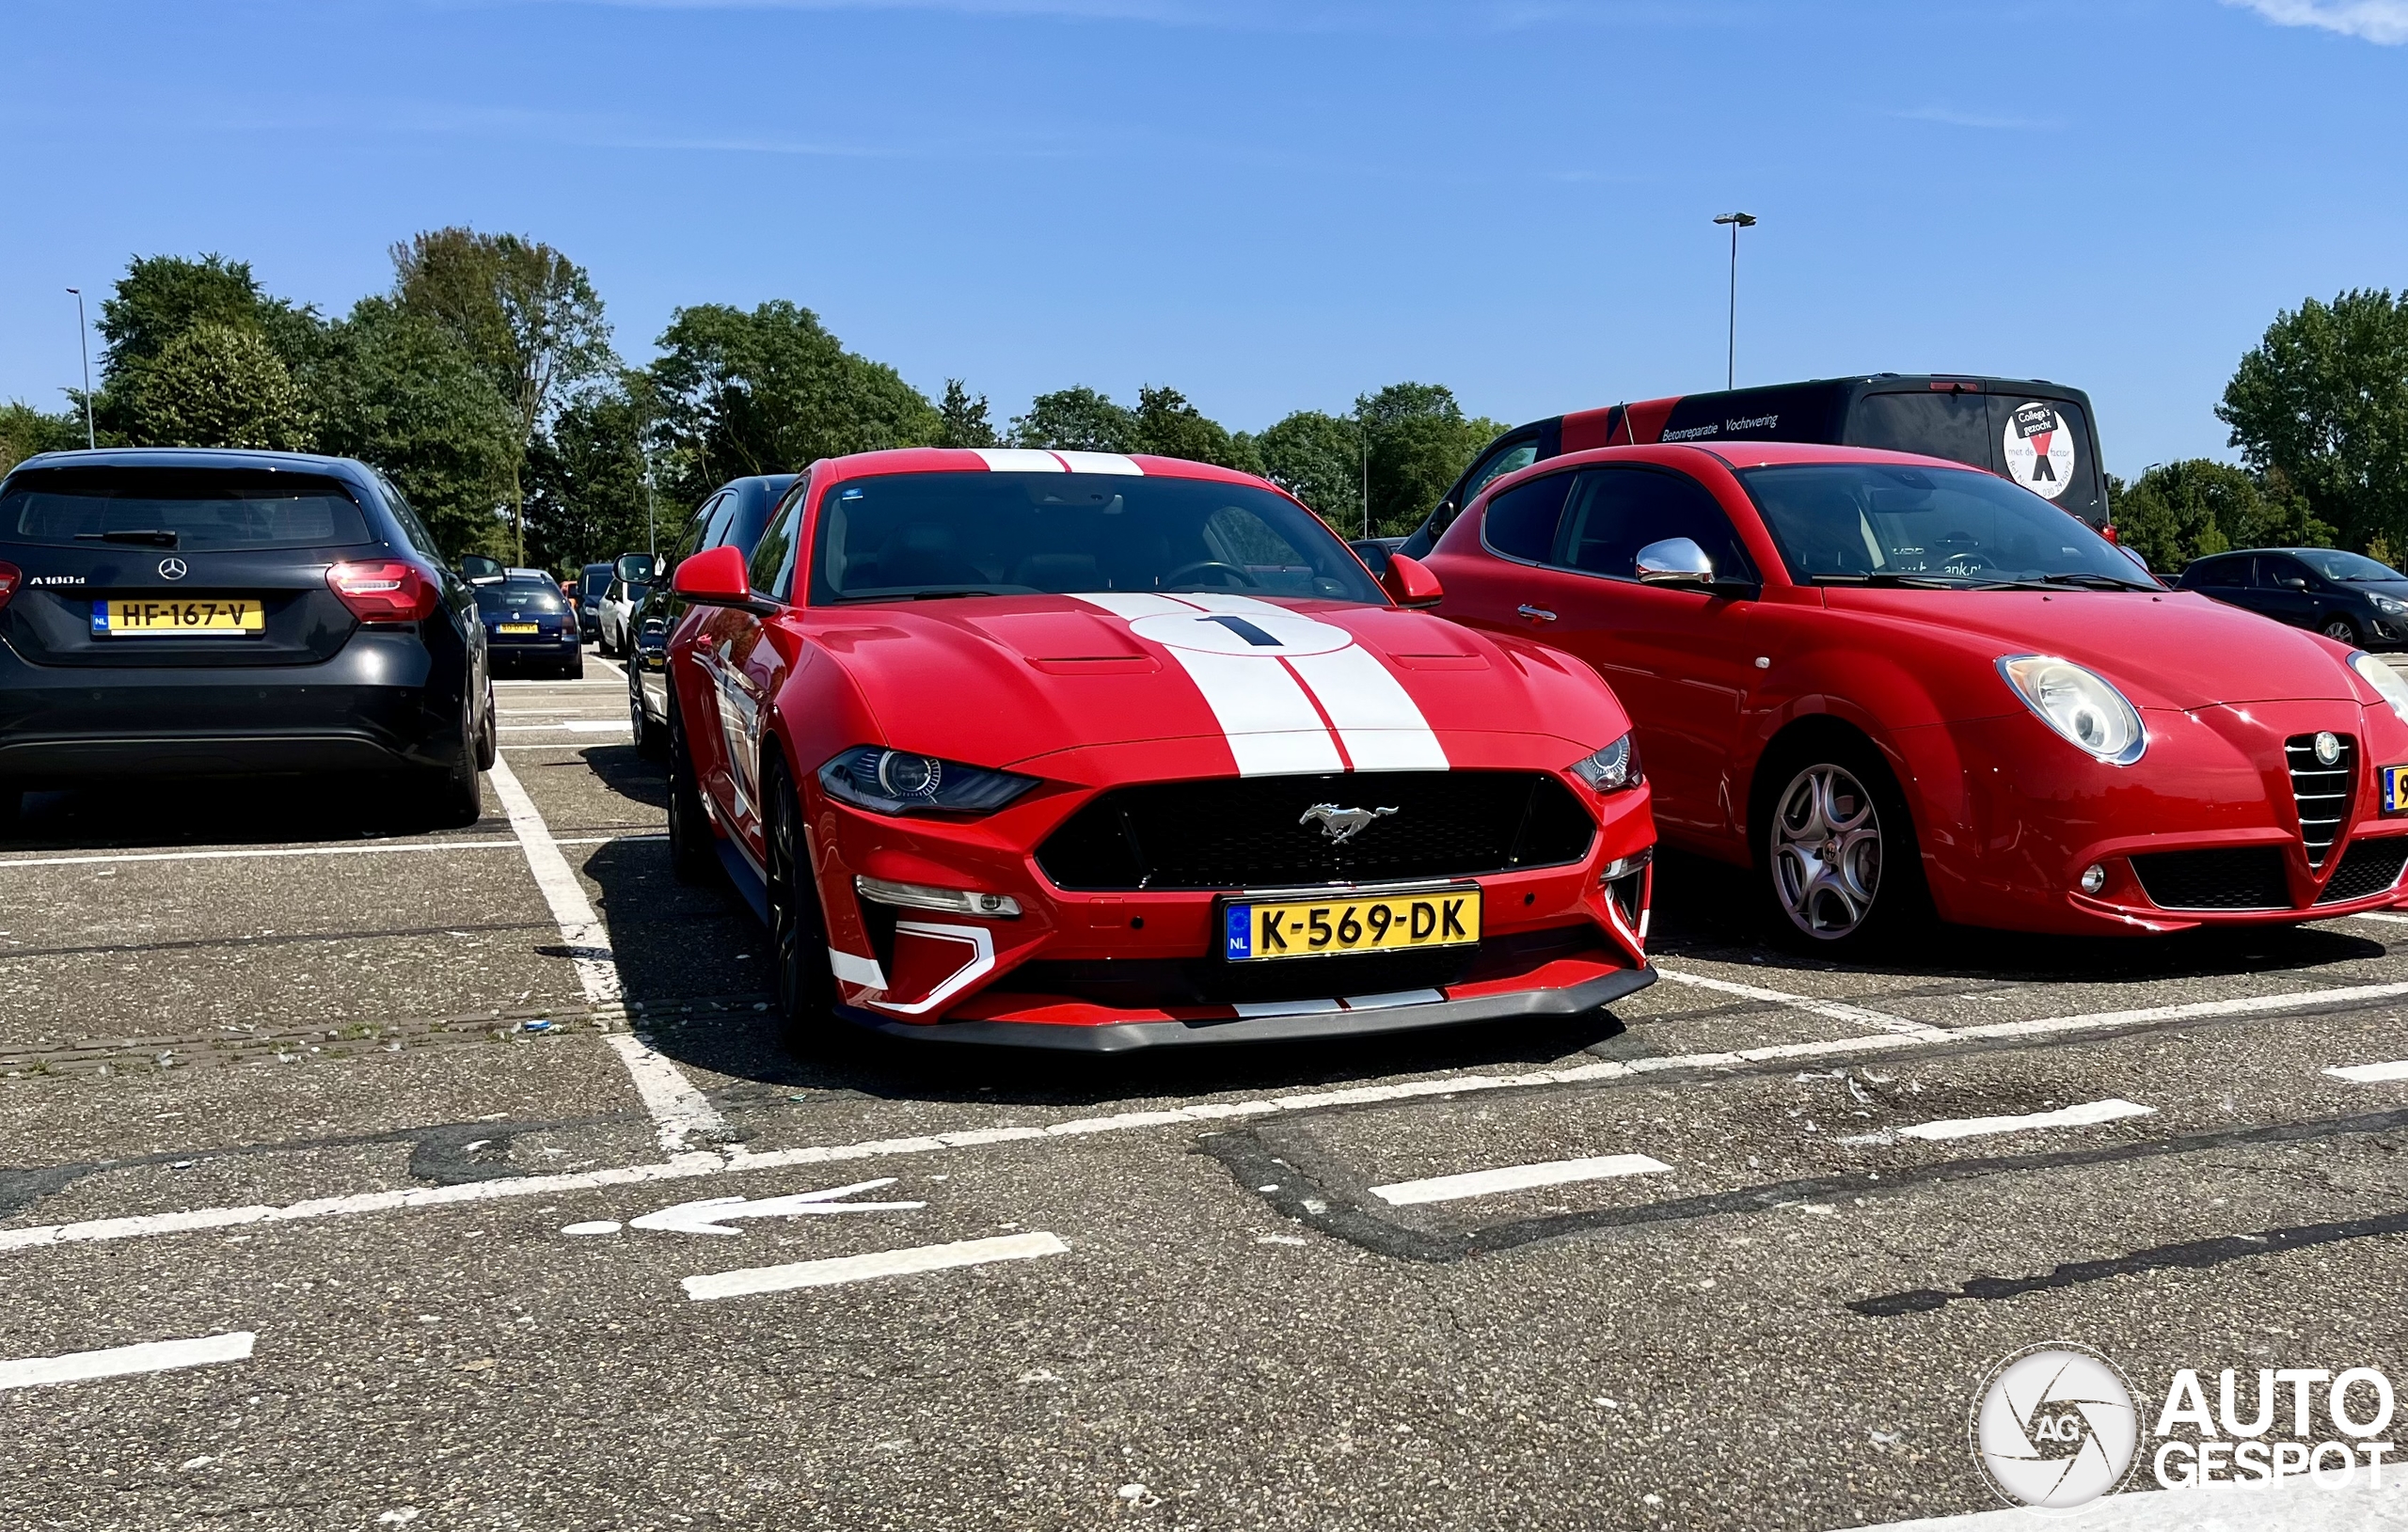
top-left (2080, 863), bottom-right (2107, 894)
top-left (1603, 847), bottom-right (1654, 881)
top-left (2316, 731), bottom-right (2343, 766)
top-left (853, 875), bottom-right (1021, 919)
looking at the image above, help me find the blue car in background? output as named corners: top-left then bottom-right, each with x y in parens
top-left (474, 569), bottom-right (582, 679)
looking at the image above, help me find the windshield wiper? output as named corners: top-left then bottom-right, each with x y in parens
top-left (833, 586), bottom-right (1023, 604)
top-left (76, 529), bottom-right (180, 547)
top-left (2032, 571), bottom-right (2157, 592)
top-left (1819, 573), bottom-right (1988, 590)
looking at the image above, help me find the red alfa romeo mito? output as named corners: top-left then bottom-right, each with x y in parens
top-left (1424, 441), bottom-right (2408, 949)
top-left (662, 449), bottom-right (1656, 1049)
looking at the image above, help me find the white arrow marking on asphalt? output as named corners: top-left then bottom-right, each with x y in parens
top-left (627, 1178), bottom-right (927, 1236)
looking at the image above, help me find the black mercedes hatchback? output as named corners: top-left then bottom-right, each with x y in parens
top-left (0, 448), bottom-right (494, 826)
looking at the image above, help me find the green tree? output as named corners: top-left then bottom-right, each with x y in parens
top-left (0, 402), bottom-right (85, 474)
top-left (2110, 460), bottom-right (2333, 575)
top-left (393, 228), bottom-right (616, 562)
top-left (1255, 409), bottom-right (1365, 529)
top-left (1126, 385), bottom-right (1260, 470)
top-left (92, 253), bottom-right (323, 439)
top-left (1009, 386), bottom-right (1135, 452)
top-left (306, 297), bottom-right (518, 559)
top-left (2219, 289), bottom-right (2408, 554)
top-left (525, 380), bottom-right (654, 569)
top-left (132, 322), bottom-right (313, 450)
top-left (1357, 382), bottom-right (1508, 536)
top-left (647, 300), bottom-right (939, 508)
top-left (937, 379), bottom-right (997, 448)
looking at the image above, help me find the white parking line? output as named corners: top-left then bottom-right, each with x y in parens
top-left (499, 722), bottom-right (630, 734)
top-left (1950, 980), bottom-right (2408, 1041)
top-left (2327, 1060), bottom-right (2408, 1083)
top-left (683, 1232), bottom-right (1068, 1301)
top-left (1893, 1098), bottom-right (2154, 1142)
top-left (1369, 1154), bottom-right (1671, 1207)
top-left (1653, 966), bottom-right (1949, 1039)
top-left (2343, 911), bottom-right (2408, 925)
top-left (0, 1331), bottom-right (254, 1391)
top-left (0, 833), bottom-right (662, 871)
top-left (484, 750), bottom-right (731, 1153)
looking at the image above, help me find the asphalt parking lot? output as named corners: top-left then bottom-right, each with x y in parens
top-left (9, 651), bottom-right (2408, 1530)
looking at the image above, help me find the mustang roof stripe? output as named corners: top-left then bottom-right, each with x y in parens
top-left (1053, 450), bottom-right (1144, 476)
top-left (970, 448), bottom-right (1065, 473)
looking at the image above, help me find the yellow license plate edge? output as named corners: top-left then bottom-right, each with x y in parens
top-left (1225, 889), bottom-right (1481, 962)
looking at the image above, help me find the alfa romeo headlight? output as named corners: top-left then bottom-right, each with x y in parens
top-left (817, 747), bottom-right (1038, 816)
top-left (1997, 655), bottom-right (2146, 765)
top-left (2351, 652), bottom-right (2408, 728)
top-left (1569, 734), bottom-right (1641, 791)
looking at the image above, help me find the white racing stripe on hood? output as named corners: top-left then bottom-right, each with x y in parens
top-left (1070, 592), bottom-right (1448, 776)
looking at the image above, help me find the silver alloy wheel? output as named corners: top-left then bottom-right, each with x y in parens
top-left (1770, 763), bottom-right (1883, 940)
top-left (2323, 618), bottom-right (2357, 641)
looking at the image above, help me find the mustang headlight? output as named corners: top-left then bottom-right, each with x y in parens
top-left (1997, 655), bottom-right (2147, 765)
top-left (1568, 734), bottom-right (1641, 791)
top-left (2351, 651), bottom-right (2408, 728)
top-left (817, 747), bottom-right (1038, 816)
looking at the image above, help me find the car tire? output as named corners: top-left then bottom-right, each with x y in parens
top-left (1755, 731), bottom-right (1930, 956)
top-left (2322, 615), bottom-right (2362, 646)
top-left (413, 704), bottom-right (483, 829)
top-left (631, 680), bottom-right (667, 761)
top-left (665, 697), bottom-right (718, 884)
top-left (473, 682), bottom-right (498, 772)
top-left (765, 758), bottom-right (844, 1053)
top-left (562, 648), bottom-right (586, 681)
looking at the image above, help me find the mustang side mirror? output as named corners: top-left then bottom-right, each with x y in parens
top-left (1383, 553), bottom-right (1444, 608)
top-left (673, 545), bottom-right (773, 613)
top-left (1636, 538), bottom-right (1715, 588)
top-left (615, 553), bottom-right (657, 584)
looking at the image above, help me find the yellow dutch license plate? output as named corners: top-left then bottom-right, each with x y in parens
top-left (92, 598), bottom-right (263, 636)
top-left (1222, 887), bottom-right (1481, 962)
top-left (498, 623), bottom-right (541, 635)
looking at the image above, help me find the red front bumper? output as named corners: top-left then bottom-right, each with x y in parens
top-left (1895, 699), bottom-right (2408, 936)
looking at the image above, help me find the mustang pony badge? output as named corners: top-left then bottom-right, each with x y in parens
top-left (1299, 803), bottom-right (1398, 845)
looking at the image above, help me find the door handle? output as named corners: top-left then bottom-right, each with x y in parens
top-left (1516, 605), bottom-right (1558, 623)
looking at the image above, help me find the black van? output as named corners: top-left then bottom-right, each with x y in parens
top-left (1396, 374), bottom-right (2111, 562)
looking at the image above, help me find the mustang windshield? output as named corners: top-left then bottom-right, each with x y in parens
top-left (809, 471), bottom-right (1386, 605)
top-left (1737, 463), bottom-right (2147, 588)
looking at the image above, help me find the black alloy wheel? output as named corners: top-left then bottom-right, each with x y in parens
top-left (765, 761), bottom-right (842, 1051)
top-left (665, 697), bottom-right (718, 883)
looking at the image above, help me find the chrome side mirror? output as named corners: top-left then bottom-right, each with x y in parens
top-left (1635, 537), bottom-right (1715, 588)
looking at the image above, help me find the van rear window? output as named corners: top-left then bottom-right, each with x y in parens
top-left (0, 466), bottom-right (372, 552)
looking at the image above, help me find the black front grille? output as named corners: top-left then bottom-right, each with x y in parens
top-left (2131, 847), bottom-right (2290, 910)
top-left (2319, 836), bottom-right (2408, 905)
top-left (1036, 771), bottom-right (1594, 892)
top-left (2287, 733), bottom-right (2357, 870)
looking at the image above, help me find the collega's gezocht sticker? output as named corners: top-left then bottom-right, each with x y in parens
top-left (2004, 401), bottom-right (2078, 500)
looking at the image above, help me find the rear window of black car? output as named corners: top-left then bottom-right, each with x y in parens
top-left (0, 466), bottom-right (373, 551)
top-left (476, 579), bottom-right (566, 614)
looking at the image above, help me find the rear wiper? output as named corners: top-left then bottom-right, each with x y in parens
top-left (76, 529), bottom-right (180, 547)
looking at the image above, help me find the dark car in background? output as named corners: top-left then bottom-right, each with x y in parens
top-left (2176, 548), bottom-right (2408, 650)
top-left (574, 561), bottom-right (611, 641)
top-left (1398, 374), bottom-right (2113, 562)
top-left (0, 448), bottom-right (494, 826)
top-left (627, 474), bottom-right (795, 757)
top-left (476, 572), bottom-right (584, 679)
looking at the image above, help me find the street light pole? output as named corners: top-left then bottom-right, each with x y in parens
top-left (65, 287), bottom-right (93, 449)
top-left (1711, 213), bottom-right (1756, 391)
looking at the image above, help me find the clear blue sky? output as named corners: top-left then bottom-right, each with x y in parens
top-left (1, 0), bottom-right (2400, 474)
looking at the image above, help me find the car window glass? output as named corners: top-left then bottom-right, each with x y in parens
top-left (2295, 549), bottom-right (2404, 582)
top-left (749, 492), bottom-right (804, 600)
top-left (2186, 558), bottom-right (2242, 588)
top-left (0, 467), bottom-right (372, 551)
top-left (1551, 467), bottom-right (1756, 582)
top-left (1462, 438), bottom-right (1541, 504)
top-left (1481, 470), bottom-right (1576, 563)
top-left (1737, 463), bottom-right (2141, 585)
top-left (1845, 392), bottom-right (1997, 472)
top-left (378, 474), bottom-right (445, 561)
top-left (702, 492), bottom-right (739, 550)
top-left (2249, 558), bottom-right (2297, 590)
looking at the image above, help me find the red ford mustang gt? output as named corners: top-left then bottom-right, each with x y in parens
top-left (662, 449), bottom-right (1656, 1049)
top-left (1424, 441), bottom-right (2408, 948)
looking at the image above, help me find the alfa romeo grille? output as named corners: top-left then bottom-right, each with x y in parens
top-left (2287, 733), bottom-right (2356, 870)
top-left (2318, 836), bottom-right (2408, 905)
top-left (1036, 771), bottom-right (1593, 892)
top-left (2130, 847), bottom-right (2289, 911)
